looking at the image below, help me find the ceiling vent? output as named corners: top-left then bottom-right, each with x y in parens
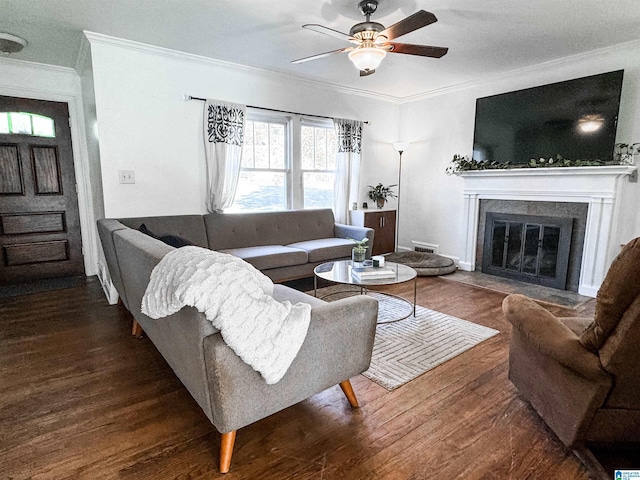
top-left (0, 33), bottom-right (28, 54)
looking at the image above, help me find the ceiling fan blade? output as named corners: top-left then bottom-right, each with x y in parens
top-left (360, 69), bottom-right (376, 77)
top-left (378, 11), bottom-right (438, 41)
top-left (291, 47), bottom-right (353, 64)
top-left (302, 24), bottom-right (355, 43)
top-left (388, 43), bottom-right (448, 58)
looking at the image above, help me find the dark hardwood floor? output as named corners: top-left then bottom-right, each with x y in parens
top-left (0, 276), bottom-right (635, 479)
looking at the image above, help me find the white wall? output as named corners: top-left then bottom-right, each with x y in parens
top-left (395, 40), bottom-right (640, 261)
top-left (85, 33), bottom-right (401, 218)
top-left (0, 57), bottom-right (99, 275)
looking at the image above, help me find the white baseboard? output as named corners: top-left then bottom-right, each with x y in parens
top-left (102, 282), bottom-right (119, 305)
top-left (439, 254), bottom-right (461, 266)
top-left (97, 262), bottom-right (120, 305)
top-left (458, 261), bottom-right (474, 271)
top-left (578, 285), bottom-right (598, 298)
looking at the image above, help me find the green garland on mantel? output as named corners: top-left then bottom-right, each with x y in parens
top-left (445, 143), bottom-right (639, 175)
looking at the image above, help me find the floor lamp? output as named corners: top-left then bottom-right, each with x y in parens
top-left (392, 142), bottom-right (409, 252)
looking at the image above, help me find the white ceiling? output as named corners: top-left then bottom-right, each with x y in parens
top-left (3, 0), bottom-right (640, 100)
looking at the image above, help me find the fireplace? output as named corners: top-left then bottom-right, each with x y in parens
top-left (482, 212), bottom-right (573, 289)
top-left (476, 200), bottom-right (587, 291)
top-left (458, 165), bottom-right (636, 297)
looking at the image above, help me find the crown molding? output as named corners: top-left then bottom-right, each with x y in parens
top-left (0, 55), bottom-right (79, 77)
top-left (82, 31), bottom-right (402, 104)
top-left (3, 32), bottom-right (639, 105)
top-left (75, 34), bottom-right (91, 74)
top-left (400, 38), bottom-right (640, 104)
top-left (76, 31), bottom-right (640, 105)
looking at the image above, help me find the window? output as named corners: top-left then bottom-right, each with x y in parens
top-left (229, 116), bottom-right (288, 212)
top-left (229, 111), bottom-right (336, 212)
top-left (0, 112), bottom-right (55, 137)
top-left (301, 120), bottom-right (337, 209)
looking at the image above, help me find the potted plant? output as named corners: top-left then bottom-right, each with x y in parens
top-left (367, 183), bottom-right (397, 209)
top-left (350, 237), bottom-right (369, 263)
top-left (615, 143), bottom-right (640, 165)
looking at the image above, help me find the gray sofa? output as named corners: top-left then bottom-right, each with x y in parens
top-left (114, 208), bottom-right (373, 287)
top-left (97, 211), bottom-right (378, 473)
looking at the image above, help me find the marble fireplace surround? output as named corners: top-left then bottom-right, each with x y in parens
top-left (459, 166), bottom-right (637, 297)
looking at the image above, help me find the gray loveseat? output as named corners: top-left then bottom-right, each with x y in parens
top-left (97, 210), bottom-right (378, 473)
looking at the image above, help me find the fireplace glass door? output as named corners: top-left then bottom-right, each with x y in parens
top-left (483, 213), bottom-right (573, 289)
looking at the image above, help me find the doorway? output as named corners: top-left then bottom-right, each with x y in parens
top-left (0, 96), bottom-right (84, 293)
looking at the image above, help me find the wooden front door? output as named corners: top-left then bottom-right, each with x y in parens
top-left (0, 96), bottom-right (84, 286)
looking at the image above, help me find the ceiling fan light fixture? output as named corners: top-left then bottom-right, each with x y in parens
top-left (348, 47), bottom-right (386, 72)
top-left (0, 32), bottom-right (28, 54)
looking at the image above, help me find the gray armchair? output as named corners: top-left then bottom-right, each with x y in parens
top-left (502, 237), bottom-right (640, 471)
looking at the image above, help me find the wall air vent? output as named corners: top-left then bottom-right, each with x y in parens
top-left (412, 241), bottom-right (439, 254)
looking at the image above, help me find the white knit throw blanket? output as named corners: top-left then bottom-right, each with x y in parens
top-left (141, 246), bottom-right (311, 384)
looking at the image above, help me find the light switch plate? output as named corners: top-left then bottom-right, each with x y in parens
top-left (119, 170), bottom-right (135, 184)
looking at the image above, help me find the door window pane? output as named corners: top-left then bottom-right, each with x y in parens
top-left (32, 115), bottom-right (55, 137)
top-left (0, 113), bottom-right (9, 134)
top-left (10, 113), bottom-right (32, 135)
top-left (0, 112), bottom-right (55, 137)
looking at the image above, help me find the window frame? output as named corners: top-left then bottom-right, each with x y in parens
top-left (299, 117), bottom-right (337, 210)
top-left (233, 110), bottom-right (292, 211)
top-left (231, 109), bottom-right (336, 212)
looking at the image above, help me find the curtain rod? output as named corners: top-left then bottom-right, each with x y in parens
top-left (187, 95), bottom-right (369, 125)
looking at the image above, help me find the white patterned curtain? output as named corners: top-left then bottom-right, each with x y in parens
top-left (204, 100), bottom-right (246, 212)
top-left (333, 118), bottom-right (363, 224)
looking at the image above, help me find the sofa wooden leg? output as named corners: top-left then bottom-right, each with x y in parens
top-left (219, 430), bottom-right (237, 473)
top-left (339, 379), bottom-right (359, 408)
top-left (131, 320), bottom-right (143, 337)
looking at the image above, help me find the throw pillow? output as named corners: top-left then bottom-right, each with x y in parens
top-left (138, 223), bottom-right (194, 248)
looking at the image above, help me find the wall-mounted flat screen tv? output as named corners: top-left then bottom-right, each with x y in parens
top-left (472, 70), bottom-right (624, 165)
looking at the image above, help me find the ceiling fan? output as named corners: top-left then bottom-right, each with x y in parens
top-left (292, 0), bottom-right (448, 76)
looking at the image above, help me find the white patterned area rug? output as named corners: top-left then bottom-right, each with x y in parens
top-left (311, 285), bottom-right (500, 390)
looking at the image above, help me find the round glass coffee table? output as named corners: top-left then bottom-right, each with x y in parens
top-left (313, 259), bottom-right (417, 323)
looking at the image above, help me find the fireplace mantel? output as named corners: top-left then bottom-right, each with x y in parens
top-left (458, 165), bottom-right (637, 297)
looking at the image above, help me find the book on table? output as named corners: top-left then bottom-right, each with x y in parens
top-left (351, 266), bottom-right (396, 280)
